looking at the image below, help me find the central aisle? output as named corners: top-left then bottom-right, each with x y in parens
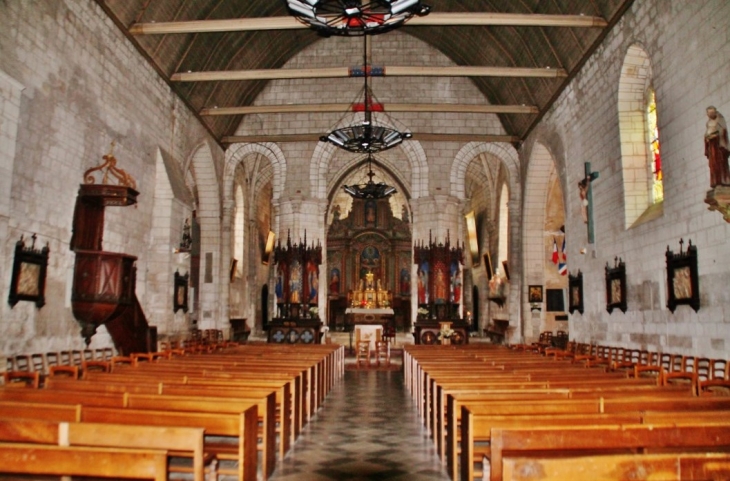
top-left (269, 369), bottom-right (451, 481)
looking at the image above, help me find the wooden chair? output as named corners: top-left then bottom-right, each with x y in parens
top-left (71, 350), bottom-right (83, 367)
top-left (95, 347), bottom-right (114, 361)
top-left (13, 354), bottom-right (31, 372)
top-left (374, 340), bottom-right (390, 367)
top-left (382, 325), bottom-right (396, 346)
top-left (682, 355), bottom-right (696, 373)
top-left (31, 353), bottom-right (45, 374)
top-left (82, 360), bottom-right (111, 376)
top-left (48, 365), bottom-right (79, 379)
top-left (59, 351), bottom-right (72, 366)
top-left (698, 379), bottom-right (730, 396)
top-left (111, 356), bottom-right (135, 370)
top-left (3, 371), bottom-right (40, 388)
top-left (695, 357), bottom-right (711, 380)
top-left (711, 359), bottom-right (728, 380)
top-left (45, 352), bottom-right (59, 370)
top-left (356, 341), bottom-right (370, 368)
top-left (663, 370), bottom-right (698, 396)
top-left (83, 349), bottom-right (95, 361)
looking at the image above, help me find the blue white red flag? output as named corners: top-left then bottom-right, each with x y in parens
top-left (551, 238), bottom-right (559, 265)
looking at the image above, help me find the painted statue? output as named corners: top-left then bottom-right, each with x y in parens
top-left (704, 106), bottom-right (730, 187)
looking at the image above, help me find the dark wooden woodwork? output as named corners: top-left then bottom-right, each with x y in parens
top-left (70, 184), bottom-right (153, 354)
top-left (267, 319), bottom-right (322, 344)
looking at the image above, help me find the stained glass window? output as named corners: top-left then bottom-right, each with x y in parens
top-left (647, 89), bottom-right (663, 203)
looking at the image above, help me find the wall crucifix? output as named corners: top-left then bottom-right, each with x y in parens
top-left (579, 162), bottom-right (600, 244)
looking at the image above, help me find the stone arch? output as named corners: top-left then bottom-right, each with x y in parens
top-left (450, 142), bottom-right (520, 200)
top-left (522, 142), bottom-right (561, 340)
top-left (187, 141), bottom-right (222, 330)
top-left (310, 140), bottom-right (428, 200)
top-left (618, 44), bottom-right (656, 228)
top-left (224, 142), bottom-right (287, 204)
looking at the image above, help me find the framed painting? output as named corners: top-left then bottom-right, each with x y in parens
top-left (173, 270), bottom-right (189, 313)
top-left (483, 252), bottom-right (493, 279)
top-left (568, 270), bottom-right (584, 315)
top-left (8, 234), bottom-right (49, 309)
top-left (666, 239), bottom-right (699, 313)
top-left (528, 285), bottom-right (543, 303)
top-left (605, 257), bottom-right (627, 314)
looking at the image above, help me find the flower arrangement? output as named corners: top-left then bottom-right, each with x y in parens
top-left (309, 306), bottom-right (319, 318)
top-left (438, 327), bottom-right (455, 339)
top-left (417, 307), bottom-right (429, 318)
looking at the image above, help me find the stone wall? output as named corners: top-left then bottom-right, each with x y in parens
top-left (527, 0), bottom-right (730, 357)
top-left (0, 0), bottom-right (222, 358)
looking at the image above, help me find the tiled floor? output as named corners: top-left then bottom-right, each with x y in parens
top-left (268, 369), bottom-right (451, 481)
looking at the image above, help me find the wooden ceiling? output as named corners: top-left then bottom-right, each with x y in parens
top-left (95, 0), bottom-right (633, 146)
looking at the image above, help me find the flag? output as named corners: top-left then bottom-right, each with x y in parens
top-left (551, 238), bottom-right (559, 264)
top-left (558, 237), bottom-right (567, 275)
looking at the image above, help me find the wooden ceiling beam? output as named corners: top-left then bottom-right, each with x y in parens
top-left (130, 13), bottom-right (607, 35)
top-left (201, 103), bottom-right (538, 116)
top-left (173, 66), bottom-right (566, 82)
top-left (221, 133), bottom-right (519, 144)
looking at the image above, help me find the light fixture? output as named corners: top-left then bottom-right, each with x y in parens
top-left (343, 154), bottom-right (396, 199)
top-left (320, 36), bottom-right (412, 154)
top-left (285, 0), bottom-right (431, 37)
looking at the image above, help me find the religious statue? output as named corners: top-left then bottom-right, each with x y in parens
top-left (401, 204), bottom-right (409, 223)
top-left (704, 106), bottom-right (730, 187)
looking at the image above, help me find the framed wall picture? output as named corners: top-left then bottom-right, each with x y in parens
top-left (173, 270), bottom-right (189, 313)
top-left (483, 252), bottom-right (493, 279)
top-left (528, 285), bottom-right (543, 303)
top-left (8, 234), bottom-right (49, 309)
top-left (568, 270), bottom-right (584, 314)
top-left (605, 257), bottom-right (627, 314)
top-left (665, 239), bottom-right (699, 313)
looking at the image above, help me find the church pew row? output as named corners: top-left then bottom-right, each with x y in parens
top-left (487, 423), bottom-right (730, 481)
top-left (0, 400), bottom-right (258, 481)
top-left (502, 452), bottom-right (730, 481)
top-left (403, 345), bottom-right (730, 481)
top-left (0, 443), bottom-right (169, 481)
top-left (458, 397), bottom-right (730, 481)
top-left (46, 376), bottom-right (294, 459)
top-left (0, 417), bottom-right (206, 481)
top-left (0, 387), bottom-right (275, 479)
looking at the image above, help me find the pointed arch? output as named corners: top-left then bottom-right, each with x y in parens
top-left (188, 141), bottom-right (222, 330)
top-left (618, 44), bottom-right (661, 228)
top-left (310, 140), bottom-right (429, 200)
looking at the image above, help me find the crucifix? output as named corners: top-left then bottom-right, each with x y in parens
top-left (581, 162), bottom-right (600, 244)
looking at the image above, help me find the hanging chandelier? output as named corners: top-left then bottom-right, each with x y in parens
top-left (320, 36), bottom-right (412, 154)
top-left (343, 154), bottom-right (397, 199)
top-left (285, 0), bottom-right (431, 37)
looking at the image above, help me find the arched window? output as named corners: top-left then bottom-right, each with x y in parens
top-left (233, 185), bottom-right (244, 278)
top-left (647, 88), bottom-right (663, 203)
top-left (497, 183), bottom-right (509, 273)
top-left (618, 44), bottom-right (662, 228)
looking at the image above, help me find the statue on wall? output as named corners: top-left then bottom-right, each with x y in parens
top-left (704, 106), bottom-right (730, 187)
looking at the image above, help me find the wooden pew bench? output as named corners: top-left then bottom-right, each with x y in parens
top-left (490, 423), bottom-right (730, 481)
top-left (502, 452), bottom-right (730, 481)
top-left (0, 400), bottom-right (259, 481)
top-left (0, 385), bottom-right (275, 480)
top-left (0, 417), bottom-right (207, 481)
top-left (0, 442), bottom-right (168, 481)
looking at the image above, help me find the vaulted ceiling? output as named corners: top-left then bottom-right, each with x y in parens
top-left (95, 0), bottom-right (633, 147)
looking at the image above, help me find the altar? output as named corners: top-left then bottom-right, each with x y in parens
top-left (345, 307), bottom-right (395, 325)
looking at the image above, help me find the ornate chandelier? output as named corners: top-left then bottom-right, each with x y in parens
top-left (320, 36), bottom-right (412, 155)
top-left (343, 154), bottom-right (397, 199)
top-left (285, 0), bottom-right (431, 37)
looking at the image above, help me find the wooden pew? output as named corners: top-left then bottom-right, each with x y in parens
top-left (0, 387), bottom-right (269, 480)
top-left (0, 417), bottom-right (206, 481)
top-left (0, 442), bottom-right (168, 481)
top-left (490, 423), bottom-right (730, 481)
top-left (502, 452), bottom-right (730, 481)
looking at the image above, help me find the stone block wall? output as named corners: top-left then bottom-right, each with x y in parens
top-left (528, 0), bottom-right (730, 357)
top-left (0, 0), bottom-right (222, 358)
